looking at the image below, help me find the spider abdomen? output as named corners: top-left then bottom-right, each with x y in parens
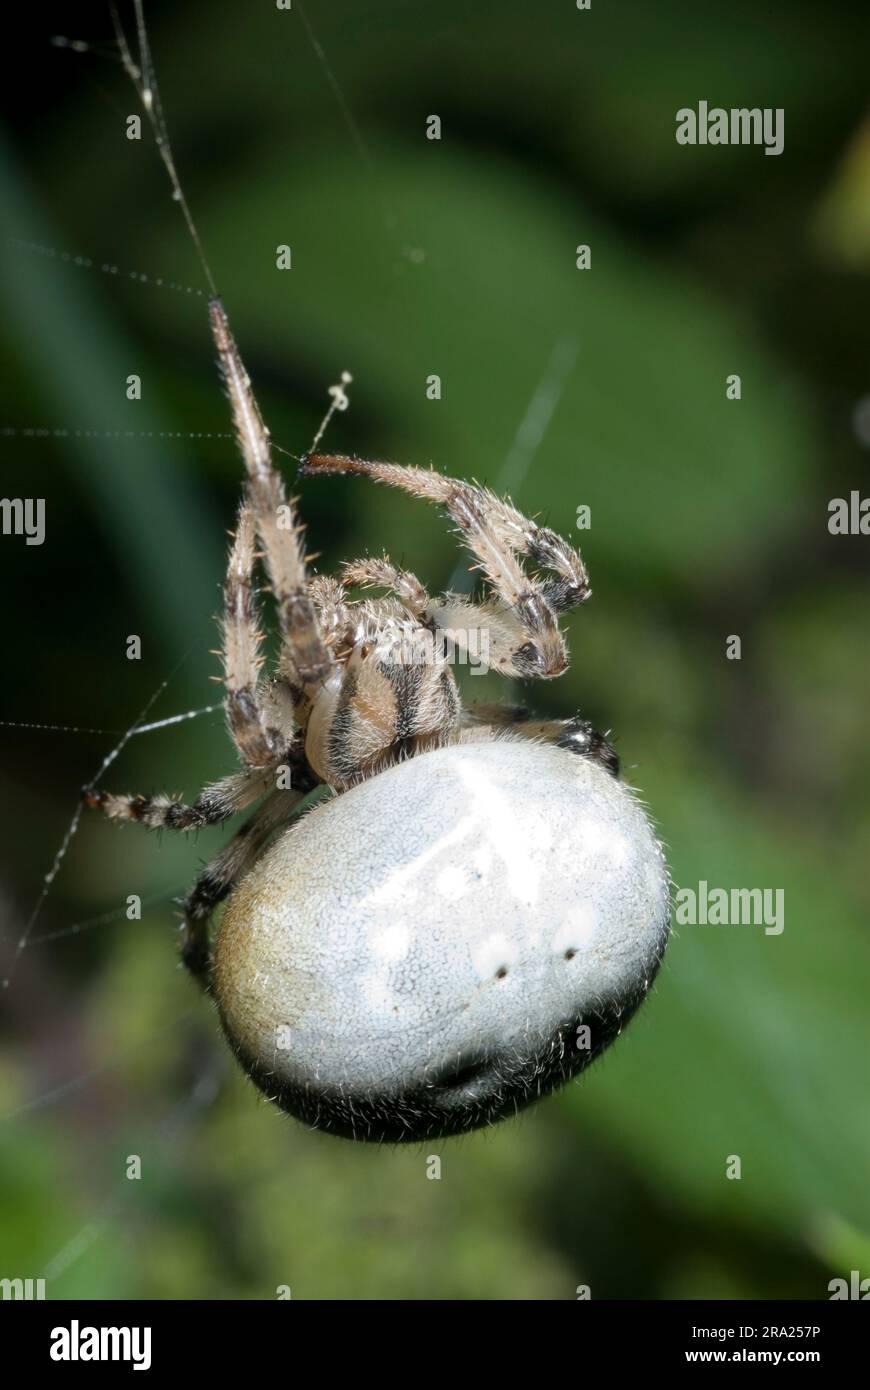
top-left (213, 738), bottom-right (670, 1142)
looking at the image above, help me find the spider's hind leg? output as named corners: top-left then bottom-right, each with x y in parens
top-left (498, 714), bottom-right (620, 778)
top-left (84, 763), bottom-right (274, 829)
top-left (84, 738), bottom-right (319, 831)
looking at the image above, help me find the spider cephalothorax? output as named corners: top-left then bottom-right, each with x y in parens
top-left (86, 298), bottom-right (670, 1142)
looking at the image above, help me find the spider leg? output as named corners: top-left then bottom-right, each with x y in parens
top-left (340, 558), bottom-right (534, 679)
top-left (221, 501), bottom-right (285, 767)
top-left (84, 742), bottom-right (319, 829)
top-left (453, 714), bottom-right (619, 778)
top-left (309, 571), bottom-right (411, 665)
top-left (181, 784), bottom-right (316, 985)
top-left (301, 454), bottom-right (590, 678)
top-left (84, 763), bottom-right (274, 829)
top-left (513, 715), bottom-right (619, 776)
top-left (308, 574), bottom-right (354, 647)
top-left (339, 556), bottom-right (439, 653)
top-left (423, 594), bottom-right (539, 678)
top-left (341, 555), bottom-right (431, 616)
top-left (209, 299), bottom-right (332, 693)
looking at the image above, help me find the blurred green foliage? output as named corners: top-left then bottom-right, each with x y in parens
top-left (1, 0), bottom-right (869, 1299)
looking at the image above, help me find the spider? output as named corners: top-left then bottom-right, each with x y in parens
top-left (83, 298), bottom-right (670, 1142)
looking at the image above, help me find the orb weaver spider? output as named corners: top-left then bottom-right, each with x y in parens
top-left (84, 2), bottom-right (670, 1143)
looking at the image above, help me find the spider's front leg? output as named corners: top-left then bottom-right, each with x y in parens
top-left (341, 560), bottom-right (616, 774)
top-left (340, 556), bottom-right (562, 684)
top-left (87, 298), bottom-right (338, 817)
top-left (221, 500), bottom-right (285, 768)
top-left (301, 453), bottom-right (590, 680)
top-left (209, 299), bottom-right (333, 696)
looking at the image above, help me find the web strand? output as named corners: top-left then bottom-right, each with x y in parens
top-left (296, 2), bottom-right (375, 177)
top-left (2, 664), bottom-right (206, 988)
top-left (0, 703), bottom-right (220, 739)
top-left (110, 0), bottom-right (218, 298)
top-left (28, 890), bottom-right (181, 947)
top-left (40, 1061), bottom-right (221, 1285)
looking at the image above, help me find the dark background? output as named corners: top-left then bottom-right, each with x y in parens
top-left (0, 0), bottom-right (868, 1299)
